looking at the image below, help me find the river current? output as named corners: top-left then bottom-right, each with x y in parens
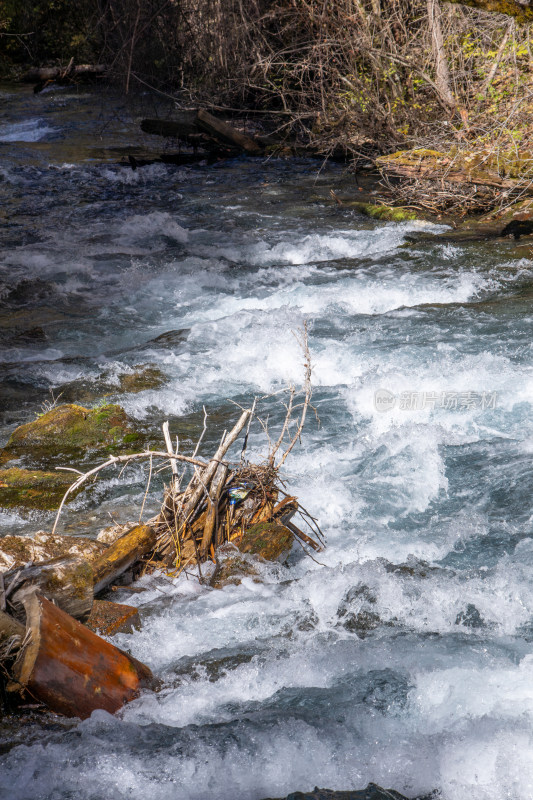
top-left (1, 84), bottom-right (533, 800)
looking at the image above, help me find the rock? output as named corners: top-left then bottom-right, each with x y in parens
top-left (0, 532), bottom-right (106, 571)
top-left (0, 468), bottom-right (77, 511)
top-left (118, 366), bottom-right (166, 393)
top-left (209, 544), bottom-right (261, 589)
top-left (337, 584), bottom-right (381, 638)
top-left (85, 599), bottom-right (141, 636)
top-left (261, 783), bottom-right (417, 800)
top-left (345, 201), bottom-right (417, 222)
top-left (97, 522), bottom-right (137, 545)
top-left (238, 521), bottom-right (293, 562)
top-left (0, 403), bottom-right (140, 466)
top-left (500, 219), bottom-right (533, 239)
top-left (455, 603), bottom-right (485, 629)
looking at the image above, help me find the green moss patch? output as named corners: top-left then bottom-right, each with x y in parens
top-left (0, 468), bottom-right (76, 511)
top-left (239, 521), bottom-right (293, 562)
top-left (347, 201), bottom-right (418, 222)
top-left (1, 403), bottom-right (139, 466)
top-left (118, 366), bottom-right (167, 394)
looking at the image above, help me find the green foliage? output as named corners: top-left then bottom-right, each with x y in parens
top-left (0, 0), bottom-right (99, 69)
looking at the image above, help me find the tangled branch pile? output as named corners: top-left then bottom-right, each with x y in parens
top-left (50, 326), bottom-right (323, 579)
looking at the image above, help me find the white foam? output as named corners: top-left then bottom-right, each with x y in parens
top-left (0, 118), bottom-right (57, 142)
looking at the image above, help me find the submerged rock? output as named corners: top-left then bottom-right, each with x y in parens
top-left (0, 467), bottom-right (77, 511)
top-left (118, 366), bottom-right (167, 393)
top-left (337, 583), bottom-right (382, 638)
top-left (209, 544), bottom-right (261, 589)
top-left (238, 521), bottom-right (293, 562)
top-left (455, 603), bottom-right (485, 629)
top-left (262, 783), bottom-right (425, 800)
top-left (1, 403), bottom-right (140, 465)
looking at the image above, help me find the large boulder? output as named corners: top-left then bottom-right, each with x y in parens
top-left (0, 403), bottom-right (140, 466)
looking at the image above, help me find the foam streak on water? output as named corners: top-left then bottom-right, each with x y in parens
top-left (1, 85), bottom-right (533, 800)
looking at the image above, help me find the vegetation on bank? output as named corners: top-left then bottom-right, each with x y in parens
top-left (1, 1), bottom-right (532, 212)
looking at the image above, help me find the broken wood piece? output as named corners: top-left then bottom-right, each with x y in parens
top-left (196, 109), bottom-right (263, 155)
top-left (4, 556), bottom-right (94, 624)
top-left (92, 524), bottom-right (156, 595)
top-left (85, 599), bottom-right (141, 636)
top-left (11, 593), bottom-right (155, 718)
top-left (0, 610), bottom-right (25, 660)
top-left (200, 462), bottom-right (228, 556)
top-left (282, 518), bottom-right (322, 552)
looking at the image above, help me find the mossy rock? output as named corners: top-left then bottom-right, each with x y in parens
top-left (238, 521), bottom-right (293, 563)
top-left (346, 201), bottom-right (417, 222)
top-left (0, 467), bottom-right (77, 511)
top-left (1, 403), bottom-right (140, 465)
top-left (209, 551), bottom-right (260, 589)
top-left (118, 366), bottom-right (167, 394)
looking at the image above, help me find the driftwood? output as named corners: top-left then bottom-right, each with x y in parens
top-left (11, 593), bottom-right (154, 719)
top-left (92, 524), bottom-right (156, 595)
top-left (3, 556), bottom-right (94, 624)
top-left (141, 109), bottom-right (262, 155)
top-left (196, 109), bottom-right (262, 154)
top-left (140, 112), bottom-right (200, 139)
top-left (0, 610), bottom-right (24, 663)
top-left (23, 65), bottom-right (106, 83)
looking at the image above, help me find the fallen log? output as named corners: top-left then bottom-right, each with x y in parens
top-left (196, 109), bottom-right (263, 155)
top-left (376, 148), bottom-right (533, 192)
top-left (140, 112), bottom-right (200, 139)
top-left (141, 110), bottom-right (263, 155)
top-left (3, 556), bottom-right (94, 624)
top-left (92, 524), bottom-right (156, 594)
top-left (10, 592), bottom-right (155, 719)
top-left (22, 65), bottom-right (107, 83)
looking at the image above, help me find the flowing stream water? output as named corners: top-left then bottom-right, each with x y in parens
top-left (1, 84), bottom-right (533, 800)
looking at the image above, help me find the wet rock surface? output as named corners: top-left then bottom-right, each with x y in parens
top-left (0, 467), bottom-right (76, 511)
top-left (1, 403), bottom-right (140, 466)
top-left (209, 544), bottom-right (261, 589)
top-left (262, 784), bottom-right (438, 800)
top-left (238, 521), bottom-right (293, 562)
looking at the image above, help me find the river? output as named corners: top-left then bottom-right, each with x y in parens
top-left (1, 83), bottom-right (533, 800)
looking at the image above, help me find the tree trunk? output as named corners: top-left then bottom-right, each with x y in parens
top-left (11, 592), bottom-right (155, 719)
top-left (3, 556), bottom-right (94, 623)
top-left (427, 0), bottom-right (456, 109)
